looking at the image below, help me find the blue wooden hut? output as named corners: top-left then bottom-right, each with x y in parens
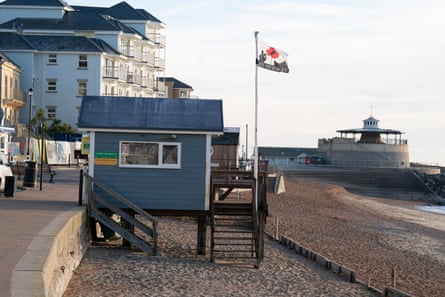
top-left (78, 96), bottom-right (266, 264)
top-left (78, 96), bottom-right (224, 214)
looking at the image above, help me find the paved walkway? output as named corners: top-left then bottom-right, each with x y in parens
top-left (0, 167), bottom-right (81, 297)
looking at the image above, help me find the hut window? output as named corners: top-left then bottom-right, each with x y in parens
top-left (163, 145), bottom-right (178, 164)
top-left (119, 141), bottom-right (181, 169)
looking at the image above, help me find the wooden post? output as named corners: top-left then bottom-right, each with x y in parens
top-left (89, 217), bottom-right (99, 241)
top-left (197, 216), bottom-right (207, 255)
top-left (392, 266), bottom-right (397, 288)
top-left (256, 173), bottom-right (267, 262)
top-left (121, 212), bottom-right (134, 248)
top-left (78, 169), bottom-right (83, 206)
top-left (274, 217), bottom-right (279, 240)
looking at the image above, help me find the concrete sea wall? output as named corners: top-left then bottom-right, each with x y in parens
top-left (11, 207), bottom-right (89, 297)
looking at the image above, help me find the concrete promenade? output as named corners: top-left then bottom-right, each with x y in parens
top-left (0, 167), bottom-right (82, 297)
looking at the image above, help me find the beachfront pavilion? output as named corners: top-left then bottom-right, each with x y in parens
top-left (318, 115), bottom-right (410, 168)
top-left (336, 116), bottom-right (406, 145)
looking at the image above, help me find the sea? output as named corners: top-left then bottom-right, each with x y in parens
top-left (417, 205), bottom-right (445, 215)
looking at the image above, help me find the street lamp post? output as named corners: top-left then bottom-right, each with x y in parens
top-left (27, 88), bottom-right (33, 158)
top-left (39, 120), bottom-right (44, 191)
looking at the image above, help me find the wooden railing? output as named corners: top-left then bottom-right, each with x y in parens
top-left (209, 169), bottom-right (267, 267)
top-left (83, 173), bottom-right (158, 255)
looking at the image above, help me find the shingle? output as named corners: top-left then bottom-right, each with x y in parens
top-left (78, 96), bottom-right (224, 133)
top-left (0, 11), bottom-right (141, 36)
top-left (0, 0), bottom-right (69, 7)
top-left (72, 2), bottom-right (163, 24)
top-left (0, 32), bottom-right (119, 54)
top-left (0, 32), bottom-right (33, 49)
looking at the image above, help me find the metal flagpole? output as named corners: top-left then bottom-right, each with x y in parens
top-left (254, 31), bottom-right (259, 211)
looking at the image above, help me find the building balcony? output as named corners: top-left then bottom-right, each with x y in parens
top-left (103, 66), bottom-right (119, 79)
top-left (154, 57), bottom-right (165, 71)
top-left (2, 89), bottom-right (26, 107)
top-left (103, 92), bottom-right (118, 96)
top-left (147, 33), bottom-right (166, 48)
top-left (127, 73), bottom-right (144, 85)
top-left (120, 45), bottom-right (134, 57)
top-left (141, 76), bottom-right (154, 89)
top-left (153, 81), bottom-right (165, 95)
top-left (144, 52), bottom-right (155, 66)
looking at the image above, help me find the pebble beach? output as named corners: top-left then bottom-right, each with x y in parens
top-left (63, 216), bottom-right (377, 297)
top-left (63, 176), bottom-right (445, 297)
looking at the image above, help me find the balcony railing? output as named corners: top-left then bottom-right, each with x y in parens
top-left (103, 66), bottom-right (119, 79)
top-left (145, 52), bottom-right (155, 66)
top-left (127, 73), bottom-right (134, 84)
top-left (153, 80), bottom-right (165, 94)
top-left (120, 45), bottom-right (134, 57)
top-left (154, 57), bottom-right (165, 70)
top-left (103, 92), bottom-right (118, 96)
top-left (141, 76), bottom-right (153, 88)
top-left (127, 73), bottom-right (144, 85)
top-left (104, 66), bottom-right (162, 87)
top-left (147, 33), bottom-right (166, 48)
top-left (118, 69), bottom-right (127, 81)
top-left (3, 88), bottom-right (26, 107)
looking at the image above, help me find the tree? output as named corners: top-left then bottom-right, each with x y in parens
top-left (31, 109), bottom-right (77, 139)
top-left (45, 117), bottom-right (77, 139)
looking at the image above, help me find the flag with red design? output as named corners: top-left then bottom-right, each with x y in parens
top-left (257, 39), bottom-right (289, 73)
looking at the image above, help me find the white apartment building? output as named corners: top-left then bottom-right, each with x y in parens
top-left (0, 0), bottom-right (166, 129)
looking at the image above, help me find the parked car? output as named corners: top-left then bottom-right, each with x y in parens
top-left (0, 153), bottom-right (13, 191)
top-left (306, 155), bottom-right (329, 165)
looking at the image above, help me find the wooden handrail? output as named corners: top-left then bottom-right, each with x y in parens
top-left (91, 176), bottom-right (158, 224)
top-left (84, 172), bottom-right (158, 255)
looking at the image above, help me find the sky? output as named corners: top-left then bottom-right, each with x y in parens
top-left (71, 0), bottom-right (445, 165)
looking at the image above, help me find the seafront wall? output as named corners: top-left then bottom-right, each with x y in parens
top-left (11, 206), bottom-right (89, 297)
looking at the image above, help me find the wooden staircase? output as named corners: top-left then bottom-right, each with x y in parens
top-left (212, 201), bottom-right (256, 264)
top-left (210, 170), bottom-right (267, 267)
top-left (83, 173), bottom-right (158, 255)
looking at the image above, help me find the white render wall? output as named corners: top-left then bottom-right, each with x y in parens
top-left (28, 52), bottom-right (102, 127)
top-left (319, 138), bottom-right (410, 168)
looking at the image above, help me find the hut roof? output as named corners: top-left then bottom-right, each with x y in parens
top-left (78, 96), bottom-right (223, 134)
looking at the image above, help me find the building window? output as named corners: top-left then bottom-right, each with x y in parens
top-left (179, 90), bottom-right (188, 98)
top-left (104, 59), bottom-right (114, 77)
top-left (77, 80), bottom-right (87, 96)
top-left (47, 79), bottom-right (57, 92)
top-left (48, 54), bottom-right (57, 64)
top-left (3, 75), bottom-right (8, 97)
top-left (47, 106), bottom-right (56, 119)
top-left (119, 141), bottom-right (181, 169)
top-left (78, 55), bottom-right (88, 69)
